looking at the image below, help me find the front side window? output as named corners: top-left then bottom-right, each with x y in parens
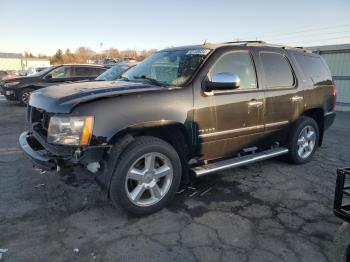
top-left (122, 49), bottom-right (210, 86)
top-left (49, 66), bottom-right (71, 79)
top-left (210, 51), bottom-right (257, 89)
top-left (260, 52), bottom-right (295, 88)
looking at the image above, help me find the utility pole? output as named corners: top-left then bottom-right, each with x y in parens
top-left (99, 43), bottom-right (103, 60)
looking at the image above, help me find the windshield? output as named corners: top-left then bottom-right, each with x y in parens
top-left (121, 49), bottom-right (210, 86)
top-left (31, 66), bottom-right (53, 77)
top-left (96, 63), bottom-right (131, 81)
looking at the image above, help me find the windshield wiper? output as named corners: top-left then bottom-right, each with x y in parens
top-left (133, 75), bottom-right (167, 86)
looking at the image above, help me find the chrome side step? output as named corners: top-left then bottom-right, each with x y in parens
top-left (192, 147), bottom-right (289, 177)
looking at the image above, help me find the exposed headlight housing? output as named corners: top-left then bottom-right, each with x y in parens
top-left (4, 81), bottom-right (20, 88)
top-left (47, 116), bottom-right (94, 146)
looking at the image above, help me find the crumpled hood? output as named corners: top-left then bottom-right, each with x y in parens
top-left (29, 80), bottom-right (165, 113)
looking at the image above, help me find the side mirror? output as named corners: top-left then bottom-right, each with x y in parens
top-left (204, 72), bottom-right (240, 92)
top-left (45, 74), bottom-right (53, 80)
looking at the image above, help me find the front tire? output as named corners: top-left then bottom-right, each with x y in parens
top-left (287, 116), bottom-right (319, 164)
top-left (19, 88), bottom-right (34, 106)
top-left (109, 136), bottom-right (182, 215)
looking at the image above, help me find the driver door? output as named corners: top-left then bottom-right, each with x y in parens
top-left (193, 49), bottom-right (264, 160)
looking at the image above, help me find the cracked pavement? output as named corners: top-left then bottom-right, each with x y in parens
top-left (0, 101), bottom-right (349, 262)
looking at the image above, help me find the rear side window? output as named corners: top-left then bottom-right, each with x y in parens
top-left (260, 52), bottom-right (295, 88)
top-left (73, 67), bottom-right (91, 77)
top-left (294, 54), bottom-right (332, 85)
top-left (93, 67), bottom-right (106, 76)
top-left (210, 51), bottom-right (257, 89)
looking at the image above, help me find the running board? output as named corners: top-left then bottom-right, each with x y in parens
top-left (192, 147), bottom-right (289, 177)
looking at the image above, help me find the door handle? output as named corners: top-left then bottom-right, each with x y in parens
top-left (291, 96), bottom-right (303, 102)
top-left (248, 100), bottom-right (263, 108)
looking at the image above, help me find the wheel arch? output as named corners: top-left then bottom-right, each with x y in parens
top-left (102, 121), bottom-right (193, 192)
top-left (301, 107), bottom-right (324, 146)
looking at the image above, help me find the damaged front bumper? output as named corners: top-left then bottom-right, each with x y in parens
top-left (19, 131), bottom-right (110, 171)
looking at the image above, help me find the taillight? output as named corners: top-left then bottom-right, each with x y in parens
top-left (331, 84), bottom-right (337, 111)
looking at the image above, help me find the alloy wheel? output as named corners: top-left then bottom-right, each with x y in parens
top-left (21, 92), bottom-right (30, 105)
top-left (297, 125), bottom-right (316, 159)
top-left (125, 152), bottom-right (173, 207)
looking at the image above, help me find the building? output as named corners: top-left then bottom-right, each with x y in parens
top-left (0, 52), bottom-right (50, 71)
top-left (22, 57), bottom-right (51, 69)
top-left (310, 44), bottom-right (350, 111)
top-left (0, 52), bottom-right (22, 71)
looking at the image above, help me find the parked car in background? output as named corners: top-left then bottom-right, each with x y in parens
top-left (0, 64), bottom-right (107, 105)
top-left (122, 57), bottom-right (136, 63)
top-left (95, 62), bottom-right (137, 81)
top-left (26, 66), bottom-right (50, 76)
top-left (94, 58), bottom-right (121, 68)
top-left (0, 70), bottom-right (18, 80)
top-left (19, 41), bottom-right (336, 215)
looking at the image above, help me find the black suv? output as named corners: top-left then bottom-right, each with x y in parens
top-left (1, 64), bottom-right (107, 105)
top-left (19, 41), bottom-right (336, 215)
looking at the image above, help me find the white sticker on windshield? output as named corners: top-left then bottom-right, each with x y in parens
top-left (186, 49), bottom-right (211, 55)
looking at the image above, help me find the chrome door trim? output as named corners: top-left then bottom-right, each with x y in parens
top-left (199, 125), bottom-right (264, 138)
top-left (199, 121), bottom-right (289, 138)
top-left (265, 120), bottom-right (289, 128)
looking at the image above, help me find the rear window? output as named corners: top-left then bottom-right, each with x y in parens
top-left (294, 54), bottom-right (332, 85)
top-left (260, 52), bottom-right (295, 88)
top-left (93, 67), bottom-right (106, 76)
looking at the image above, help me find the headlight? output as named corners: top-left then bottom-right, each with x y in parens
top-left (47, 116), bottom-right (94, 145)
top-left (4, 81), bottom-right (20, 88)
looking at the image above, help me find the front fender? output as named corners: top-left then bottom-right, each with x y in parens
top-left (70, 86), bottom-right (194, 146)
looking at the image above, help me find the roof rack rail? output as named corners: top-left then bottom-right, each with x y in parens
top-left (219, 41), bottom-right (312, 53)
top-left (224, 40), bottom-right (267, 45)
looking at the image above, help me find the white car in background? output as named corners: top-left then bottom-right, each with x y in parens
top-left (23, 66), bottom-right (51, 76)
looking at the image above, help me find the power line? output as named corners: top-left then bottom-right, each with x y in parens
top-left (282, 35), bottom-right (350, 45)
top-left (263, 30), bottom-right (350, 41)
top-left (241, 24), bottom-right (350, 39)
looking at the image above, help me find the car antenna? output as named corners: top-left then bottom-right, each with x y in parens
top-left (203, 39), bottom-right (207, 45)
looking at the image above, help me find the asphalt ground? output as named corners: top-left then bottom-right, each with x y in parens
top-left (0, 98), bottom-right (349, 262)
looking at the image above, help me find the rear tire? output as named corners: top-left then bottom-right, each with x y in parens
top-left (109, 136), bottom-right (182, 215)
top-left (287, 116), bottom-right (319, 164)
top-left (19, 88), bottom-right (34, 106)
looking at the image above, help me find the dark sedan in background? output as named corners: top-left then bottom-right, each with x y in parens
top-left (95, 62), bottom-right (137, 81)
top-left (0, 64), bottom-right (107, 105)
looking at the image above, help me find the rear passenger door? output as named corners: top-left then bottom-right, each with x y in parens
top-left (255, 48), bottom-right (303, 135)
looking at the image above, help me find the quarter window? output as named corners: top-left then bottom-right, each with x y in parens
top-left (294, 54), bottom-right (332, 85)
top-left (210, 51), bottom-right (257, 89)
top-left (260, 52), bottom-right (295, 88)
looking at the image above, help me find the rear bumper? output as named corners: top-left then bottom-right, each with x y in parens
top-left (324, 111), bottom-right (336, 131)
top-left (19, 131), bottom-right (110, 171)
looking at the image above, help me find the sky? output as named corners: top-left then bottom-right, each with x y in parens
top-left (1, 0), bottom-right (350, 56)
